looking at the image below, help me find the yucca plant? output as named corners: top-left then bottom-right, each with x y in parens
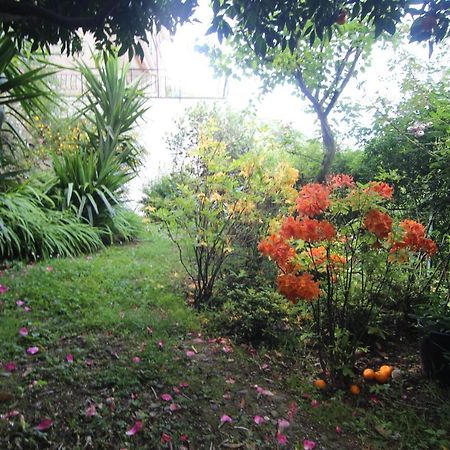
top-left (50, 54), bottom-right (148, 227)
top-left (78, 54), bottom-right (148, 172)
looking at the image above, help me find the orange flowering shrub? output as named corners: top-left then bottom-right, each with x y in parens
top-left (259, 175), bottom-right (438, 381)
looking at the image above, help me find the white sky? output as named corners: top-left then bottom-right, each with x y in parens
top-left (127, 2), bottom-right (448, 208)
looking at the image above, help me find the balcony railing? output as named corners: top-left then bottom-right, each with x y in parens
top-left (51, 68), bottom-right (226, 99)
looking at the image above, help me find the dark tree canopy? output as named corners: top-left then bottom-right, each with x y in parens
top-left (0, 0), bottom-right (197, 57)
top-left (209, 0), bottom-right (450, 56)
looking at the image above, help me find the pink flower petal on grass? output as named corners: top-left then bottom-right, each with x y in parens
top-left (278, 419), bottom-right (290, 430)
top-left (253, 415), bottom-right (266, 425)
top-left (288, 401), bottom-right (298, 420)
top-left (126, 420), bottom-right (143, 436)
top-left (27, 346), bottom-right (39, 355)
top-left (303, 440), bottom-right (317, 450)
top-left (0, 285), bottom-right (9, 294)
top-left (336, 425), bottom-right (342, 434)
top-left (169, 403), bottom-right (179, 412)
top-left (132, 356), bottom-right (141, 363)
top-left (179, 381), bottom-right (189, 388)
top-left (161, 432), bottom-right (172, 443)
top-left (220, 414), bottom-right (232, 424)
top-left (185, 350), bottom-right (195, 357)
top-left (276, 433), bottom-right (288, 445)
top-left (180, 434), bottom-right (189, 442)
top-left (16, 300), bottom-right (24, 307)
top-left (66, 354), bottom-right (74, 363)
top-left (310, 399), bottom-right (319, 408)
top-left (46, 266), bottom-right (53, 272)
top-left (85, 405), bottom-right (97, 417)
top-left (222, 345), bottom-right (233, 353)
top-left (161, 393), bottom-right (173, 402)
top-left (255, 386), bottom-right (274, 397)
top-left (0, 410), bottom-right (20, 420)
top-left (157, 340), bottom-right (164, 350)
top-left (36, 418), bottom-right (53, 431)
top-left (24, 306), bottom-right (31, 312)
top-left (5, 362), bottom-right (16, 372)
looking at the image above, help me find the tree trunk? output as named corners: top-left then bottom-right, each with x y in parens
top-left (316, 112), bottom-right (336, 183)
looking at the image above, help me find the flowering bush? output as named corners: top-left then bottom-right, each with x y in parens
top-left (259, 175), bottom-right (437, 381)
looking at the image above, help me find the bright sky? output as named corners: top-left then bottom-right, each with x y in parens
top-left (127, 1), bottom-right (448, 208)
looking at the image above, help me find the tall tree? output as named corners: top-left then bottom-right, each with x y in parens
top-left (205, 23), bottom-right (376, 181)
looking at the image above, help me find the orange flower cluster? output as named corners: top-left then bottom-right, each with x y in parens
top-left (296, 183), bottom-right (330, 217)
top-left (277, 272), bottom-right (320, 303)
top-left (280, 217), bottom-right (336, 242)
top-left (258, 234), bottom-right (297, 271)
top-left (365, 181), bottom-right (394, 200)
top-left (391, 220), bottom-right (438, 256)
top-left (328, 174), bottom-right (355, 190)
top-left (364, 209), bottom-right (393, 239)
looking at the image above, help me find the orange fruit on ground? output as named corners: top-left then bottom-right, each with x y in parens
top-left (313, 379), bottom-right (327, 390)
top-left (374, 370), bottom-right (389, 384)
top-left (363, 368), bottom-right (375, 380)
top-left (379, 365), bottom-right (393, 377)
top-left (350, 384), bottom-right (361, 395)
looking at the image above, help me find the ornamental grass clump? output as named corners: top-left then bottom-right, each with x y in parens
top-left (259, 175), bottom-right (437, 383)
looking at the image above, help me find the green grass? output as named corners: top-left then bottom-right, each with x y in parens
top-left (0, 229), bottom-right (449, 449)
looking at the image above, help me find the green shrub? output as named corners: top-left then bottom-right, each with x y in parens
top-left (207, 284), bottom-right (300, 347)
top-left (0, 183), bottom-right (102, 259)
top-left (100, 207), bottom-right (143, 244)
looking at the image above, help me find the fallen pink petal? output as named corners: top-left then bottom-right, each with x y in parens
top-left (132, 356), bottom-right (141, 363)
top-left (225, 377), bottom-right (235, 384)
top-left (5, 362), bottom-right (16, 372)
top-left (24, 306), bottom-right (31, 312)
top-left (179, 381), bottom-right (189, 388)
top-left (173, 386), bottom-right (181, 394)
top-left (16, 300), bottom-right (24, 307)
top-left (85, 405), bottom-right (97, 417)
top-left (278, 419), bottom-right (290, 430)
top-left (126, 420), bottom-right (143, 436)
top-left (161, 393), bottom-right (173, 402)
top-left (180, 434), bottom-right (189, 442)
top-left (27, 346), bottom-right (39, 355)
top-left (220, 414), bottom-right (232, 424)
top-left (46, 266), bottom-right (53, 272)
top-left (276, 433), bottom-right (288, 445)
top-left (36, 418), bottom-right (53, 431)
top-left (253, 415), bottom-right (266, 425)
top-left (310, 399), bottom-right (319, 408)
top-left (0, 284), bottom-right (9, 294)
top-left (222, 345), bottom-right (233, 353)
top-left (169, 403), bottom-right (179, 412)
top-left (288, 401), bottom-right (298, 420)
top-left (185, 350), bottom-right (195, 357)
top-left (303, 439), bottom-right (317, 450)
top-left (66, 354), bottom-right (74, 363)
top-left (336, 425), bottom-right (342, 434)
top-left (0, 410), bottom-right (20, 420)
top-left (160, 432), bottom-right (172, 443)
top-left (157, 340), bottom-right (164, 349)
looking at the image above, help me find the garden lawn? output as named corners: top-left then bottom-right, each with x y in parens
top-left (0, 230), bottom-right (449, 449)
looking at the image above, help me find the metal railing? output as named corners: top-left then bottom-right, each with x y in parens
top-left (52, 68), bottom-right (227, 100)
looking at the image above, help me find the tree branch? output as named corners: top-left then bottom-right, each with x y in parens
top-left (0, 0), bottom-right (118, 29)
top-left (324, 46), bottom-right (363, 116)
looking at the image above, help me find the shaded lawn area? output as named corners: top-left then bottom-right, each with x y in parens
top-left (0, 231), bottom-right (449, 449)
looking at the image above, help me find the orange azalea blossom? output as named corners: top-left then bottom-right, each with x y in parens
top-left (364, 209), bottom-right (393, 239)
top-left (327, 174), bottom-right (355, 190)
top-left (391, 220), bottom-right (438, 256)
top-left (365, 181), bottom-right (394, 200)
top-left (258, 234), bottom-right (298, 271)
top-left (280, 217), bottom-right (336, 242)
top-left (296, 183), bottom-right (330, 217)
top-left (308, 246), bottom-right (327, 267)
top-left (277, 272), bottom-right (320, 303)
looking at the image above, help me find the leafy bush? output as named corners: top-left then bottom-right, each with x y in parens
top-left (207, 284), bottom-right (300, 347)
top-left (0, 183), bottom-right (102, 259)
top-left (100, 207), bottom-right (143, 244)
top-left (259, 175), bottom-right (439, 382)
